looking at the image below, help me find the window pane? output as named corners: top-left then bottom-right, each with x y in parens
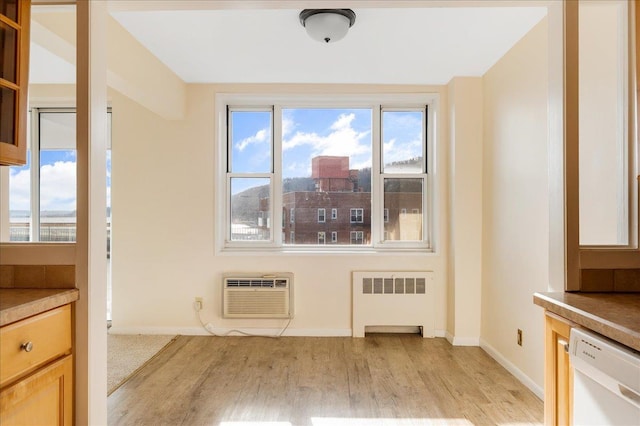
top-left (39, 112), bottom-right (77, 242)
top-left (9, 149), bottom-right (30, 241)
top-left (578, 1), bottom-right (630, 245)
top-left (384, 178), bottom-right (423, 241)
top-left (382, 110), bottom-right (424, 173)
top-left (40, 149), bottom-right (76, 241)
top-left (0, 86), bottom-right (16, 144)
top-left (230, 110), bottom-right (272, 173)
top-left (0, 21), bottom-right (17, 83)
top-left (1, 0), bottom-right (18, 22)
top-left (282, 108), bottom-right (372, 245)
top-left (230, 177), bottom-right (270, 241)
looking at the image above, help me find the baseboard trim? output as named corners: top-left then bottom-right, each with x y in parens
top-left (108, 325), bottom-right (353, 337)
top-left (445, 331), bottom-right (480, 346)
top-left (480, 338), bottom-right (544, 400)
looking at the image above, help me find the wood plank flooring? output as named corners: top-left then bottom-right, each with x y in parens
top-left (107, 334), bottom-right (543, 426)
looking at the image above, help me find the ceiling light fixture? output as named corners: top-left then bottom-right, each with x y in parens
top-left (299, 9), bottom-right (356, 44)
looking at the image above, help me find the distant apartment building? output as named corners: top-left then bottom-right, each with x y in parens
top-left (257, 156), bottom-right (422, 245)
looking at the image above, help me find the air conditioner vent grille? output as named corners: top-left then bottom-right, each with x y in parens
top-left (225, 278), bottom-right (288, 288)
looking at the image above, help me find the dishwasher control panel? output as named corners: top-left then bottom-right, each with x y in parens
top-left (570, 328), bottom-right (640, 406)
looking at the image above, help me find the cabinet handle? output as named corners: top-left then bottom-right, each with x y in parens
top-left (20, 341), bottom-right (34, 352)
top-left (559, 339), bottom-right (569, 353)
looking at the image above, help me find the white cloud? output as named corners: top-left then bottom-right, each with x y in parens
top-left (282, 116), bottom-right (294, 138)
top-left (40, 161), bottom-right (77, 211)
top-left (383, 137), bottom-right (422, 164)
top-left (283, 113), bottom-right (371, 158)
top-left (9, 169), bottom-right (31, 211)
top-left (236, 128), bottom-right (269, 152)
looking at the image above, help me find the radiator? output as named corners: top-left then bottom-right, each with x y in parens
top-left (352, 271), bottom-right (435, 338)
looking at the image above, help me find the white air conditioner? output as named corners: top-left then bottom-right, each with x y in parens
top-left (222, 273), bottom-right (293, 319)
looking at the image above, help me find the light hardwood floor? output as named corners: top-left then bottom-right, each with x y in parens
top-left (107, 334), bottom-right (543, 425)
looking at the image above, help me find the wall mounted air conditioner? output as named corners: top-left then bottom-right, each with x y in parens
top-left (222, 273), bottom-right (293, 319)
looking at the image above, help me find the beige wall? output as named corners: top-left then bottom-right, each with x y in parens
top-left (110, 84), bottom-right (451, 336)
top-left (447, 77), bottom-right (483, 345)
top-left (481, 17), bottom-right (549, 396)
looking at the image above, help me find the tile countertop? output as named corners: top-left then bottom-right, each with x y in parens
top-left (534, 292), bottom-right (640, 352)
top-left (0, 288), bottom-right (79, 327)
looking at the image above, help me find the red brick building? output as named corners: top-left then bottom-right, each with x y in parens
top-left (259, 156), bottom-right (422, 245)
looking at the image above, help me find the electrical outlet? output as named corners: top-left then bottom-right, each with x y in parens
top-left (517, 329), bottom-right (523, 346)
top-left (195, 297), bottom-right (203, 310)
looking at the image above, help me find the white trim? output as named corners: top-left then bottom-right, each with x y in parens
top-left (444, 331), bottom-right (480, 346)
top-left (216, 91), bottom-right (438, 254)
top-left (480, 338), bottom-right (544, 400)
top-left (109, 326), bottom-right (352, 337)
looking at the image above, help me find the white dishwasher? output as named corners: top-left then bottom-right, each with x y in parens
top-left (569, 328), bottom-right (640, 425)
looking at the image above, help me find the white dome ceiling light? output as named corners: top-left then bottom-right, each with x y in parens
top-left (299, 9), bottom-right (356, 44)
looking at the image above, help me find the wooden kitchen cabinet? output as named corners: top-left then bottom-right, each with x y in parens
top-left (0, 0), bottom-right (30, 166)
top-left (0, 304), bottom-right (73, 425)
top-left (544, 311), bottom-right (574, 426)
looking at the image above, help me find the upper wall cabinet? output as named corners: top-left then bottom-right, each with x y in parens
top-left (0, 0), bottom-right (30, 166)
top-left (565, 0), bottom-right (640, 291)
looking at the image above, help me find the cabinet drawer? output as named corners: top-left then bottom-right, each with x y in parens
top-left (0, 305), bottom-right (72, 388)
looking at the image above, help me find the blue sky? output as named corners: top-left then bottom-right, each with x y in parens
top-left (230, 108), bottom-right (423, 194)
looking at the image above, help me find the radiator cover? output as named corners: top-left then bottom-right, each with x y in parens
top-left (352, 271), bottom-right (435, 338)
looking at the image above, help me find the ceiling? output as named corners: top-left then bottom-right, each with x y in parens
top-left (30, 3), bottom-right (547, 85)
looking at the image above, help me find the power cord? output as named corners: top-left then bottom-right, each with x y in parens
top-left (193, 300), bottom-right (292, 338)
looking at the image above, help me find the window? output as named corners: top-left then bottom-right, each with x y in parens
top-left (6, 108), bottom-right (112, 243)
top-left (350, 208), bottom-right (364, 224)
top-left (318, 232), bottom-right (326, 244)
top-left (350, 231), bottom-right (364, 245)
top-left (318, 208), bottom-right (326, 223)
top-left (331, 231), bottom-right (337, 243)
top-left (220, 94), bottom-right (434, 251)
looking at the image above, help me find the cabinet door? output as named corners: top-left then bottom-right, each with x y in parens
top-left (0, 354), bottom-right (73, 426)
top-left (0, 0), bottom-right (30, 166)
top-left (544, 312), bottom-right (573, 426)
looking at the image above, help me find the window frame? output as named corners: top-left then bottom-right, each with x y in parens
top-left (4, 107), bottom-right (112, 243)
top-left (318, 208), bottom-right (326, 223)
top-left (331, 208), bottom-right (337, 220)
top-left (318, 231), bottom-right (326, 244)
top-left (350, 208), bottom-right (364, 224)
top-left (217, 93), bottom-right (438, 253)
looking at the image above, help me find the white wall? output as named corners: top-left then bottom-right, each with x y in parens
top-left (480, 17), bottom-right (549, 396)
top-left (110, 84), bottom-right (451, 336)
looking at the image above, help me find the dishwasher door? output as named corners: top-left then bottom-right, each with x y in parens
top-left (569, 328), bottom-right (640, 425)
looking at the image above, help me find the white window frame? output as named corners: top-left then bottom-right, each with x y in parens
top-left (318, 208), bottom-right (326, 223)
top-left (331, 208), bottom-right (337, 220)
top-left (350, 208), bottom-right (364, 224)
top-left (290, 208), bottom-right (294, 223)
top-left (318, 232), bottom-right (326, 244)
top-left (383, 208), bottom-right (389, 223)
top-left (350, 231), bottom-right (364, 245)
top-left (331, 231), bottom-right (338, 243)
top-left (216, 93), bottom-right (437, 253)
top-left (2, 107), bottom-right (112, 242)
